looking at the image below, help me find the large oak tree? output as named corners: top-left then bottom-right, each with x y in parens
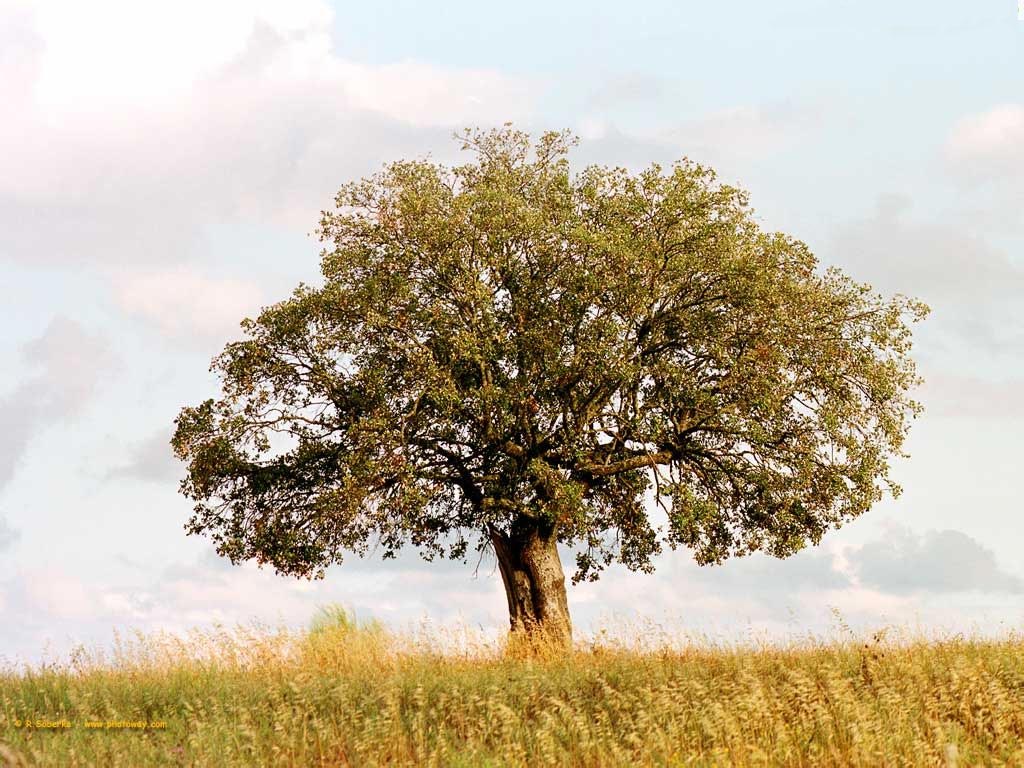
top-left (173, 126), bottom-right (927, 646)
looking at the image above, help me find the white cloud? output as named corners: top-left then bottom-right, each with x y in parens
top-left (827, 195), bottom-right (1024, 356)
top-left (0, 518), bottom-right (17, 553)
top-left (4, 527), bottom-right (1024, 667)
top-left (941, 104), bottom-right (1024, 235)
top-left (0, 316), bottom-right (114, 586)
top-left (0, 0), bottom-right (537, 266)
top-left (112, 267), bottom-right (264, 340)
top-left (24, 567), bottom-right (98, 620)
top-left (667, 101), bottom-right (825, 161)
top-left (945, 104), bottom-right (1024, 183)
top-left (920, 373), bottom-right (1024, 420)
top-left (0, 317), bottom-right (114, 492)
top-left (568, 99), bottom-right (826, 182)
top-left (334, 59), bottom-right (534, 128)
top-left (586, 73), bottom-right (667, 111)
top-left (0, 545), bottom-right (504, 664)
top-left (848, 527), bottom-right (1023, 595)
top-left (106, 427), bottom-right (180, 484)
top-left (26, 0), bottom-right (333, 110)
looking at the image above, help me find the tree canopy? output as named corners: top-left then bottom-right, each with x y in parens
top-left (172, 126), bottom-right (928, 643)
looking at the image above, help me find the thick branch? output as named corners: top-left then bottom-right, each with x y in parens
top-left (576, 449), bottom-right (675, 477)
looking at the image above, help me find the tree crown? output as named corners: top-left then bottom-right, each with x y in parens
top-left (173, 125), bottom-right (928, 583)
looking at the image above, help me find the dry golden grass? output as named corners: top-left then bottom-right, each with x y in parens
top-left (1, 609), bottom-right (1023, 766)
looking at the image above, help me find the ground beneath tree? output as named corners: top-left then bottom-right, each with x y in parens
top-left (2, 619), bottom-right (1022, 766)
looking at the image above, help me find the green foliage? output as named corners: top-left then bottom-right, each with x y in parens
top-left (172, 124), bottom-right (928, 583)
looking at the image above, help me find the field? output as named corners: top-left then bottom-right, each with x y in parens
top-left (2, 609), bottom-right (1023, 767)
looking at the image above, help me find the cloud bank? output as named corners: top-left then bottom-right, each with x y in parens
top-left (0, 0), bottom-right (537, 268)
top-left (849, 528), bottom-right (1023, 595)
top-left (0, 318), bottom-right (113, 493)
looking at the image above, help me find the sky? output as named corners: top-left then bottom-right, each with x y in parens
top-left (1, 0), bottom-right (1023, 665)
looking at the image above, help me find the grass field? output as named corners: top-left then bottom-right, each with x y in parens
top-left (1, 608), bottom-right (1023, 767)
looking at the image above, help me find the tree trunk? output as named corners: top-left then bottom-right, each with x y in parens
top-left (489, 518), bottom-right (572, 649)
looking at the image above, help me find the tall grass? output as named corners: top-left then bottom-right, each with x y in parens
top-left (1, 610), bottom-right (1023, 766)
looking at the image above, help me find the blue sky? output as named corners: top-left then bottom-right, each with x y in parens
top-left (2, 0), bottom-right (1023, 665)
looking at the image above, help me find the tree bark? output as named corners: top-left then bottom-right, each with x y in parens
top-left (489, 518), bottom-right (572, 648)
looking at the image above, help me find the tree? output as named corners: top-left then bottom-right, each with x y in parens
top-left (172, 126), bottom-right (928, 647)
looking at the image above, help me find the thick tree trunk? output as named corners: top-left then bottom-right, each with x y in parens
top-left (489, 519), bottom-right (572, 648)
